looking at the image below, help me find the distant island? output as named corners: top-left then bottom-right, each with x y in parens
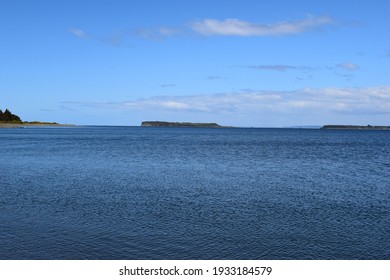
top-left (321, 125), bottom-right (390, 130)
top-left (0, 108), bottom-right (71, 128)
top-left (141, 121), bottom-right (225, 128)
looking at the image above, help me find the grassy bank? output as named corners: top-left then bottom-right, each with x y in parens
top-left (0, 121), bottom-right (74, 128)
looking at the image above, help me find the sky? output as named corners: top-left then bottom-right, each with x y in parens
top-left (1, 0), bottom-right (389, 127)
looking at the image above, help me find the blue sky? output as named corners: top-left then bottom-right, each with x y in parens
top-left (1, 0), bottom-right (389, 126)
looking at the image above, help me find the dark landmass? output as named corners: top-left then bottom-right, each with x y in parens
top-left (0, 108), bottom-right (73, 128)
top-left (141, 121), bottom-right (226, 128)
top-left (321, 125), bottom-right (390, 130)
top-left (285, 125), bottom-right (322, 129)
top-left (0, 108), bottom-right (21, 122)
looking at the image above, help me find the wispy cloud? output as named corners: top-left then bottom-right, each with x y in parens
top-left (135, 27), bottom-right (181, 40)
top-left (159, 27), bottom-right (181, 36)
top-left (68, 28), bottom-right (127, 46)
top-left (190, 15), bottom-right (334, 36)
top-left (160, 84), bottom-right (177, 88)
top-left (69, 28), bottom-right (89, 39)
top-left (206, 75), bottom-right (223, 80)
top-left (247, 64), bottom-right (315, 72)
top-left (336, 63), bottom-right (360, 71)
top-left (69, 15), bottom-right (335, 44)
top-left (64, 86), bottom-right (390, 115)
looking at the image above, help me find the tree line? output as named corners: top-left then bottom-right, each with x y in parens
top-left (0, 109), bottom-right (22, 122)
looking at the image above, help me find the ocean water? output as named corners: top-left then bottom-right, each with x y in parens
top-left (0, 126), bottom-right (389, 260)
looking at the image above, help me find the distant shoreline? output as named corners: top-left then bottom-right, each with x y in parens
top-left (0, 122), bottom-right (75, 128)
top-left (321, 125), bottom-right (390, 130)
top-left (141, 121), bottom-right (230, 128)
top-left (2, 122), bottom-right (389, 130)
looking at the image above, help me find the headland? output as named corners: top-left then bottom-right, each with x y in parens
top-left (141, 121), bottom-right (225, 128)
top-left (0, 108), bottom-right (73, 128)
top-left (321, 125), bottom-right (390, 130)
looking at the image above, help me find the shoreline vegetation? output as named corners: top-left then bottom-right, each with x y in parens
top-left (141, 121), bottom-right (228, 128)
top-left (141, 122), bottom-right (390, 130)
top-left (0, 108), bottom-right (73, 128)
top-left (0, 121), bottom-right (74, 128)
top-left (2, 109), bottom-right (389, 130)
top-left (321, 125), bottom-right (390, 130)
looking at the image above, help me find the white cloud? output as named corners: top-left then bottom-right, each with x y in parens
top-left (76, 86), bottom-right (389, 114)
top-left (298, 87), bottom-right (390, 113)
top-left (63, 86), bottom-right (390, 126)
top-left (159, 101), bottom-right (190, 109)
top-left (190, 15), bottom-right (334, 36)
top-left (336, 63), bottom-right (360, 71)
top-left (119, 92), bottom-right (281, 113)
top-left (70, 15), bottom-right (334, 44)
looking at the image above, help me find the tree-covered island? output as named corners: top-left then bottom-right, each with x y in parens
top-left (321, 125), bottom-right (390, 130)
top-left (0, 108), bottom-right (68, 128)
top-left (141, 121), bottom-right (225, 128)
top-left (0, 108), bottom-right (22, 122)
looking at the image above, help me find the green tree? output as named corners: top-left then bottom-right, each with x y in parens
top-left (0, 108), bottom-right (22, 122)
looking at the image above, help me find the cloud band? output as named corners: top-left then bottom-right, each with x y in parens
top-left (190, 15), bottom-right (334, 36)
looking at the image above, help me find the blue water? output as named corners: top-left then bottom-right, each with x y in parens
top-left (0, 126), bottom-right (389, 259)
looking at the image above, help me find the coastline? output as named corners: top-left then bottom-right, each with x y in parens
top-left (321, 125), bottom-right (390, 130)
top-left (140, 121), bottom-right (232, 128)
top-left (0, 122), bottom-right (75, 128)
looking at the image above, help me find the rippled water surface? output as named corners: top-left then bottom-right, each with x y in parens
top-left (0, 126), bottom-right (389, 259)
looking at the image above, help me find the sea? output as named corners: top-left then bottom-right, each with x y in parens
top-left (0, 126), bottom-right (389, 260)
